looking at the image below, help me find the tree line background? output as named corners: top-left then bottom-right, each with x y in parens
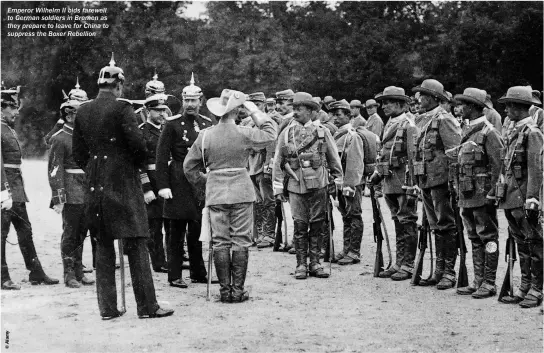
top-left (1, 1), bottom-right (542, 157)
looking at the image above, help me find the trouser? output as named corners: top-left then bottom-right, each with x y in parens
top-left (95, 237), bottom-right (159, 317)
top-left (421, 184), bottom-right (457, 281)
top-left (209, 203), bottom-right (253, 250)
top-left (168, 219), bottom-right (207, 282)
top-left (251, 172), bottom-right (276, 242)
top-left (384, 193), bottom-right (418, 273)
top-left (338, 185), bottom-right (364, 258)
top-left (461, 204), bottom-right (499, 286)
top-left (1, 202), bottom-right (39, 282)
top-left (147, 218), bottom-right (166, 270)
top-left (60, 204), bottom-right (87, 279)
top-left (504, 207), bottom-right (543, 297)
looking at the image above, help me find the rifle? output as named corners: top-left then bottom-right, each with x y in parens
top-left (451, 187), bottom-right (469, 288)
top-left (117, 240), bottom-right (126, 314)
top-left (498, 234), bottom-right (517, 303)
top-left (370, 186), bottom-right (392, 276)
top-left (281, 202), bottom-right (289, 251)
top-left (273, 201), bottom-right (283, 252)
top-left (326, 194), bottom-right (335, 275)
top-left (411, 211), bottom-right (430, 286)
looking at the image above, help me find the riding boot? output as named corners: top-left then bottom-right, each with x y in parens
top-left (458, 240), bottom-right (484, 295)
top-left (437, 230), bottom-right (457, 290)
top-left (294, 221), bottom-right (308, 279)
top-left (501, 242), bottom-right (532, 304)
top-left (213, 248), bottom-right (232, 303)
top-left (472, 240), bottom-right (499, 298)
top-left (394, 220), bottom-right (405, 269)
top-left (419, 230), bottom-right (444, 286)
top-left (231, 249), bottom-right (249, 303)
top-left (309, 221), bottom-right (329, 278)
top-left (519, 241), bottom-right (543, 308)
top-left (29, 258), bottom-right (59, 285)
top-left (63, 257), bottom-right (81, 288)
top-left (392, 222), bottom-right (417, 281)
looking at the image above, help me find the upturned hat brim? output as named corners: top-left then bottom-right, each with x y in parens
top-left (207, 96), bottom-right (245, 117)
top-left (412, 86), bottom-right (447, 101)
top-left (375, 95), bottom-right (410, 102)
top-left (293, 100), bottom-right (320, 111)
top-left (498, 96), bottom-right (542, 106)
top-left (454, 94), bottom-right (489, 108)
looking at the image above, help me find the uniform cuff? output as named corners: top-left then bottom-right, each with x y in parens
top-left (1, 189), bottom-right (11, 202)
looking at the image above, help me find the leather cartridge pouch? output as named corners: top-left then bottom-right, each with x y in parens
top-left (301, 166), bottom-right (320, 190)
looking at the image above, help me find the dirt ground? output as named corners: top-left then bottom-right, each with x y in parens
top-left (1, 160), bottom-right (542, 353)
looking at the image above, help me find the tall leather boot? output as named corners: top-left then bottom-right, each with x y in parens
top-left (63, 258), bottom-right (81, 288)
top-left (457, 240), bottom-right (484, 295)
top-left (392, 222), bottom-right (417, 281)
top-left (335, 216), bottom-right (352, 263)
top-left (294, 221), bottom-right (308, 279)
top-left (437, 230), bottom-right (457, 290)
top-left (309, 221), bottom-right (329, 278)
top-left (213, 248), bottom-right (232, 303)
top-left (473, 240), bottom-right (499, 298)
top-left (29, 258), bottom-right (59, 285)
top-left (419, 230), bottom-right (444, 286)
top-left (520, 241), bottom-right (543, 308)
top-left (231, 249), bottom-right (249, 303)
top-left (502, 242), bottom-right (532, 304)
top-left (257, 206), bottom-right (276, 248)
top-left (254, 202), bottom-right (264, 242)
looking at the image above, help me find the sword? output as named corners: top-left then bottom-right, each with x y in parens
top-left (118, 239), bottom-right (126, 315)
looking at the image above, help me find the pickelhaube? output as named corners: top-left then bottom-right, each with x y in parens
top-left (182, 73), bottom-right (203, 99)
top-left (97, 53), bottom-right (125, 85)
top-left (1, 83), bottom-right (19, 107)
top-left (145, 71), bottom-right (165, 96)
top-left (68, 77), bottom-right (88, 102)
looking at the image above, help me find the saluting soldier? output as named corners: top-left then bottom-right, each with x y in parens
top-left (350, 100), bottom-right (367, 129)
top-left (495, 86), bottom-right (543, 308)
top-left (1, 88), bottom-right (59, 290)
top-left (139, 94), bottom-right (169, 273)
top-left (411, 79), bottom-right (462, 289)
top-left (364, 99), bottom-right (384, 139)
top-left (184, 89), bottom-right (277, 302)
top-left (156, 74), bottom-right (215, 288)
top-left (330, 99), bottom-right (376, 265)
top-left (370, 87), bottom-right (420, 280)
top-left (48, 98), bottom-right (95, 288)
top-left (73, 55), bottom-right (173, 319)
top-left (448, 88), bottom-right (503, 298)
top-left (273, 92), bottom-right (343, 279)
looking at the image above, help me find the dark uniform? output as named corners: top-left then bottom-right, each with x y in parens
top-left (48, 121), bottom-right (94, 287)
top-left (156, 112), bottom-right (214, 283)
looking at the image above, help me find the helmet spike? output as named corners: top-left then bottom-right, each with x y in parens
top-left (75, 77), bottom-right (80, 90)
top-left (152, 69), bottom-right (158, 81)
top-left (62, 89), bottom-right (69, 100)
top-left (109, 52), bottom-right (115, 67)
top-left (190, 72), bottom-right (195, 86)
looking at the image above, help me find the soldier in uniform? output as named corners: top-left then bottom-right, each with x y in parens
top-left (133, 72), bottom-right (173, 124)
top-left (364, 99), bottom-right (384, 139)
top-left (449, 88), bottom-right (504, 298)
top-left (273, 92), bottom-right (343, 279)
top-left (495, 86), bottom-right (543, 308)
top-left (329, 100), bottom-right (371, 265)
top-left (411, 79), bottom-right (462, 289)
top-left (73, 56), bottom-right (173, 319)
top-left (276, 89), bottom-right (296, 134)
top-left (439, 91), bottom-right (453, 115)
top-left (369, 87), bottom-right (420, 280)
top-left (184, 89), bottom-right (277, 302)
top-left (483, 94), bottom-right (502, 133)
top-left (1, 88), bottom-right (59, 290)
top-left (48, 98), bottom-right (95, 288)
top-left (350, 100), bottom-right (367, 128)
top-left (266, 97), bottom-right (276, 115)
top-left (156, 75), bottom-right (214, 288)
top-left (139, 94), bottom-right (169, 273)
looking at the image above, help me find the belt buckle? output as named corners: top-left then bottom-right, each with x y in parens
top-left (302, 160), bottom-right (311, 168)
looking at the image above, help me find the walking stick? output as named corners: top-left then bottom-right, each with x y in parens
top-left (207, 240), bottom-right (213, 302)
top-left (374, 196), bottom-right (392, 269)
top-left (281, 202), bottom-right (289, 251)
top-left (327, 195), bottom-right (335, 275)
top-left (117, 239), bottom-right (126, 315)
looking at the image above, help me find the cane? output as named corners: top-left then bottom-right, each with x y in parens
top-left (281, 202), bottom-right (288, 250)
top-left (207, 240), bottom-right (213, 302)
top-left (117, 239), bottom-right (126, 314)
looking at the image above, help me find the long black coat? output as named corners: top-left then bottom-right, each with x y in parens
top-left (140, 122), bottom-right (163, 219)
top-left (72, 91), bottom-right (148, 240)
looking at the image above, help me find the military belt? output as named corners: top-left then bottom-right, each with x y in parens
top-left (65, 168), bottom-right (85, 174)
top-left (4, 164), bottom-right (20, 169)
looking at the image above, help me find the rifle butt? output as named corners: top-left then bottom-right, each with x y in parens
top-left (410, 249), bottom-right (425, 286)
top-left (457, 256), bottom-right (469, 288)
top-left (373, 246), bottom-right (384, 277)
top-left (497, 266), bottom-right (511, 302)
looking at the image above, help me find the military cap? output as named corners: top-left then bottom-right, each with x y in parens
top-left (364, 99), bottom-right (379, 108)
top-left (443, 91), bottom-right (453, 103)
top-left (329, 99), bottom-right (351, 111)
top-left (292, 92), bottom-right (320, 111)
top-left (182, 73), bottom-right (203, 99)
top-left (266, 97), bottom-right (276, 104)
top-left (275, 89), bottom-right (295, 101)
top-left (145, 93), bottom-right (169, 110)
top-left (207, 89), bottom-right (246, 117)
top-left (412, 79), bottom-right (448, 101)
top-left (313, 97), bottom-right (322, 105)
top-left (349, 99), bottom-right (363, 108)
top-left (375, 86), bottom-right (410, 102)
top-left (145, 72), bottom-right (166, 95)
top-left (498, 86), bottom-right (542, 106)
top-left (97, 53), bottom-right (125, 85)
top-left (454, 88), bottom-right (489, 108)
top-left (248, 92), bottom-right (266, 102)
top-left (323, 96), bottom-right (335, 105)
top-left (484, 94), bottom-right (493, 108)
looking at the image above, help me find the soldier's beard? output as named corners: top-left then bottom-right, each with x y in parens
top-left (183, 107), bottom-right (199, 118)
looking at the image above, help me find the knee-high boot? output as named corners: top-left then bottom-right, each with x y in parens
top-left (213, 248), bottom-right (232, 303)
top-left (231, 249), bottom-right (249, 303)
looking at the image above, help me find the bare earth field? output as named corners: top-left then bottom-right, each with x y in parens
top-left (1, 160), bottom-right (542, 353)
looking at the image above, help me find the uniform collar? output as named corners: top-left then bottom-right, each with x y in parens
top-left (338, 123), bottom-right (352, 131)
top-left (469, 116), bottom-right (487, 126)
top-left (514, 116), bottom-right (533, 128)
top-left (388, 112), bottom-right (406, 124)
top-left (295, 119), bottom-right (313, 128)
top-left (146, 120), bottom-right (161, 130)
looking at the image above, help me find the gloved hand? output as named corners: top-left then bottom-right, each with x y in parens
top-left (144, 190), bottom-right (157, 204)
top-left (53, 203), bottom-right (64, 214)
top-left (1, 197), bottom-right (13, 211)
top-left (525, 198), bottom-right (540, 220)
top-left (342, 186), bottom-right (355, 197)
top-left (158, 188), bottom-right (173, 199)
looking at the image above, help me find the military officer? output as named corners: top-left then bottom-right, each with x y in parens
top-left (139, 94), bottom-right (169, 273)
top-left (364, 99), bottom-right (384, 139)
top-left (156, 74), bottom-right (214, 288)
top-left (495, 86), bottom-right (543, 308)
top-left (276, 89), bottom-right (296, 134)
top-left (48, 98), bottom-right (95, 288)
top-left (184, 89), bottom-right (277, 303)
top-left (329, 100), bottom-right (372, 265)
top-left (369, 87), bottom-right (420, 280)
top-left (449, 88), bottom-right (503, 298)
top-left (134, 72), bottom-right (173, 124)
top-left (411, 79), bottom-right (462, 289)
top-left (350, 100), bottom-right (367, 128)
top-left (273, 92), bottom-right (343, 279)
top-left (1, 88), bottom-right (59, 290)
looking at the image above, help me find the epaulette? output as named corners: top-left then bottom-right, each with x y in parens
top-left (165, 114), bottom-right (181, 121)
top-left (135, 107), bottom-right (144, 114)
top-left (199, 114), bottom-right (212, 122)
top-left (116, 98), bottom-right (132, 105)
top-left (138, 122), bottom-right (145, 129)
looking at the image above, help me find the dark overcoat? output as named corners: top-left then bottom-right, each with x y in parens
top-left (139, 122), bottom-right (163, 219)
top-left (1, 119), bottom-right (28, 203)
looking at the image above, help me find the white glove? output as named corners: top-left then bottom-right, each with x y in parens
top-left (1, 198), bottom-right (13, 210)
top-left (243, 101), bottom-right (259, 114)
top-left (144, 191), bottom-right (157, 204)
top-left (53, 203), bottom-right (64, 214)
top-left (158, 188), bottom-right (173, 199)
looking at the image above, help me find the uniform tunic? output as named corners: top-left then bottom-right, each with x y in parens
top-left (139, 121), bottom-right (164, 219)
top-left (366, 112), bottom-right (384, 139)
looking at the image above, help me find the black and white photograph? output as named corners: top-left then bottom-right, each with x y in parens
top-left (1, 1), bottom-right (543, 352)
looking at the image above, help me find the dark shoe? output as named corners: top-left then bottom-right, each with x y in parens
top-left (295, 265), bottom-right (307, 280)
top-left (231, 291), bottom-right (249, 303)
top-left (101, 311), bottom-right (124, 321)
top-left (472, 283), bottom-right (496, 299)
top-left (338, 255), bottom-right (356, 266)
top-left (436, 277), bottom-right (456, 290)
top-left (29, 258), bottom-right (60, 285)
top-left (391, 269), bottom-right (412, 281)
top-left (309, 267), bottom-right (330, 278)
top-left (82, 265), bottom-right (93, 274)
top-left (500, 295), bottom-right (524, 304)
top-left (257, 241), bottom-right (273, 249)
top-left (419, 272), bottom-right (443, 287)
top-left (139, 307), bottom-right (175, 319)
top-left (153, 266), bottom-right (169, 273)
top-left (456, 286), bottom-right (478, 295)
top-left (1, 280), bottom-right (21, 290)
top-left (378, 267), bottom-right (397, 278)
top-left (519, 292), bottom-right (543, 308)
top-left (288, 247), bottom-right (296, 255)
top-left (65, 278), bottom-right (82, 288)
top-left (169, 279), bottom-right (188, 288)
top-left (331, 252), bottom-right (344, 264)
